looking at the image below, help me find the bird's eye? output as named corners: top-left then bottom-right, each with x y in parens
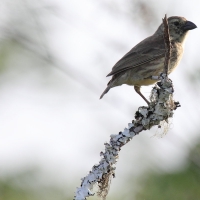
top-left (174, 22), bottom-right (179, 26)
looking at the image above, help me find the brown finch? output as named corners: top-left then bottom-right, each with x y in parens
top-left (100, 16), bottom-right (197, 104)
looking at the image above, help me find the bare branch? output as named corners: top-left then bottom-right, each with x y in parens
top-left (162, 14), bottom-right (172, 76)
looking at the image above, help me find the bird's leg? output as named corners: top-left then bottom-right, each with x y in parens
top-left (134, 86), bottom-right (150, 105)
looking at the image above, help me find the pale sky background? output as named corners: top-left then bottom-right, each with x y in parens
top-left (0, 0), bottom-right (200, 198)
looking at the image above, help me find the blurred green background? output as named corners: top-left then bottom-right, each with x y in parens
top-left (0, 0), bottom-right (200, 199)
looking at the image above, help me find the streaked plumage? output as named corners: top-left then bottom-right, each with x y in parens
top-left (100, 16), bottom-right (197, 104)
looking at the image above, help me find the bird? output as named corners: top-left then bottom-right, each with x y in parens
top-left (100, 16), bottom-right (197, 104)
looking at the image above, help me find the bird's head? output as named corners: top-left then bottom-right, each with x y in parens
top-left (155, 16), bottom-right (197, 43)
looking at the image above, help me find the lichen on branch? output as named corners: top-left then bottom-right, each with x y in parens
top-left (74, 14), bottom-right (180, 200)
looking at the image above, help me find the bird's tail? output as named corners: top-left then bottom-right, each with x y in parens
top-left (100, 86), bottom-right (110, 99)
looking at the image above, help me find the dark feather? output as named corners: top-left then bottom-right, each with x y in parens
top-left (107, 34), bottom-right (166, 77)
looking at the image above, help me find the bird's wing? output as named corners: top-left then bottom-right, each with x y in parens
top-left (107, 34), bottom-right (166, 77)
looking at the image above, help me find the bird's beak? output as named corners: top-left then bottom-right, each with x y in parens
top-left (183, 21), bottom-right (197, 31)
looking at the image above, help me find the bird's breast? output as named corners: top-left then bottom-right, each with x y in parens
top-left (110, 42), bottom-right (184, 88)
top-left (169, 42), bottom-right (183, 73)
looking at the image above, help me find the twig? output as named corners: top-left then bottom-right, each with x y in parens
top-left (74, 15), bottom-right (180, 200)
top-left (162, 14), bottom-right (172, 75)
